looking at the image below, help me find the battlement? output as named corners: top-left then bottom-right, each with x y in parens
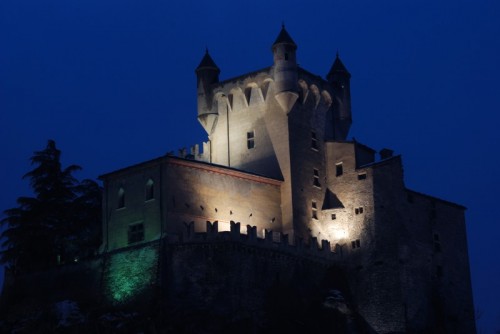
top-left (169, 141), bottom-right (210, 162)
top-left (169, 221), bottom-right (337, 263)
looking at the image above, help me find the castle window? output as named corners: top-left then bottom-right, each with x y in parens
top-left (312, 201), bottom-right (318, 220)
top-left (145, 179), bottom-right (154, 201)
top-left (128, 223), bottom-right (144, 244)
top-left (433, 233), bottom-right (441, 252)
top-left (351, 239), bottom-right (361, 249)
top-left (284, 53), bottom-right (289, 60)
top-left (358, 173), bottom-right (367, 180)
top-left (355, 207), bottom-right (364, 215)
top-left (117, 188), bottom-right (125, 209)
top-left (247, 131), bottom-right (255, 149)
top-left (313, 169), bottom-right (321, 187)
top-left (311, 131), bottom-right (318, 150)
top-left (336, 163), bottom-right (343, 177)
top-left (331, 213), bottom-right (336, 220)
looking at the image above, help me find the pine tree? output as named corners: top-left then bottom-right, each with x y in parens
top-left (0, 140), bottom-right (101, 274)
top-left (70, 178), bottom-right (102, 260)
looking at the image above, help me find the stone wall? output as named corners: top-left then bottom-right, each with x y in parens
top-left (101, 156), bottom-right (283, 251)
top-left (402, 190), bottom-right (476, 333)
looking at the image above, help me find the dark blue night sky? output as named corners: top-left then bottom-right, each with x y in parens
top-left (1, 0), bottom-right (499, 331)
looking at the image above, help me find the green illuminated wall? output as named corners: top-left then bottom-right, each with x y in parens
top-left (104, 244), bottom-right (159, 303)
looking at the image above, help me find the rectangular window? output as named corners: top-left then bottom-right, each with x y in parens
top-left (351, 239), bottom-right (361, 249)
top-left (355, 207), bottom-right (364, 215)
top-left (313, 169), bottom-right (321, 187)
top-left (247, 131), bottom-right (255, 149)
top-left (311, 131), bottom-right (318, 150)
top-left (128, 223), bottom-right (144, 244)
top-left (358, 173), bottom-right (367, 180)
top-left (312, 201), bottom-right (318, 220)
top-left (336, 163), bottom-right (343, 177)
top-left (331, 213), bottom-right (336, 220)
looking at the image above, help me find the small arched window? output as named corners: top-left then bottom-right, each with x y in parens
top-left (117, 188), bottom-right (125, 209)
top-left (145, 179), bottom-right (154, 201)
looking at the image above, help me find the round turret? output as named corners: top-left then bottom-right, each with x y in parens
top-left (327, 53), bottom-right (352, 140)
top-left (196, 49), bottom-right (220, 87)
top-left (195, 49), bottom-right (220, 134)
top-left (272, 25), bottom-right (299, 113)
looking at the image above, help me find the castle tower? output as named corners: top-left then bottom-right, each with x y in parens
top-left (327, 53), bottom-right (352, 140)
top-left (272, 25), bottom-right (299, 113)
top-left (195, 49), bottom-right (220, 134)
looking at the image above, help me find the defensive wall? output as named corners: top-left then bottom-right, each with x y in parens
top-left (3, 221), bottom-right (365, 332)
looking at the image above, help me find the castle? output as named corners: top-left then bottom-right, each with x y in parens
top-left (97, 26), bottom-right (476, 333)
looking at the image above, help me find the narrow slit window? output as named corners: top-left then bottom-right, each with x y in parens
top-left (312, 201), bottom-right (318, 220)
top-left (117, 188), bottom-right (125, 209)
top-left (247, 131), bottom-right (255, 149)
top-left (145, 179), bottom-right (154, 201)
top-left (433, 233), bottom-right (442, 252)
top-left (313, 169), bottom-right (321, 187)
top-left (311, 131), bottom-right (318, 150)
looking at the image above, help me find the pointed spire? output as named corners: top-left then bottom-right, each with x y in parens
top-left (272, 24), bottom-right (297, 51)
top-left (196, 49), bottom-right (220, 74)
top-left (327, 53), bottom-right (351, 79)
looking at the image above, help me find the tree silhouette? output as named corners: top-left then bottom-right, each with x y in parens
top-left (1, 140), bottom-right (101, 274)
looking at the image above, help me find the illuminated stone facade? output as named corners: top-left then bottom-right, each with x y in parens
top-left (100, 26), bottom-right (476, 333)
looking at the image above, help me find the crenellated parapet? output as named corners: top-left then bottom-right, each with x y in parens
top-left (169, 141), bottom-right (210, 162)
top-left (177, 221), bottom-right (336, 263)
top-left (209, 70), bottom-right (273, 112)
top-left (200, 71), bottom-right (336, 116)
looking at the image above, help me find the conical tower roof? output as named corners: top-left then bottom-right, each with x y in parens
top-left (328, 53), bottom-right (351, 79)
top-left (195, 49), bottom-right (220, 73)
top-left (272, 24), bottom-right (297, 51)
